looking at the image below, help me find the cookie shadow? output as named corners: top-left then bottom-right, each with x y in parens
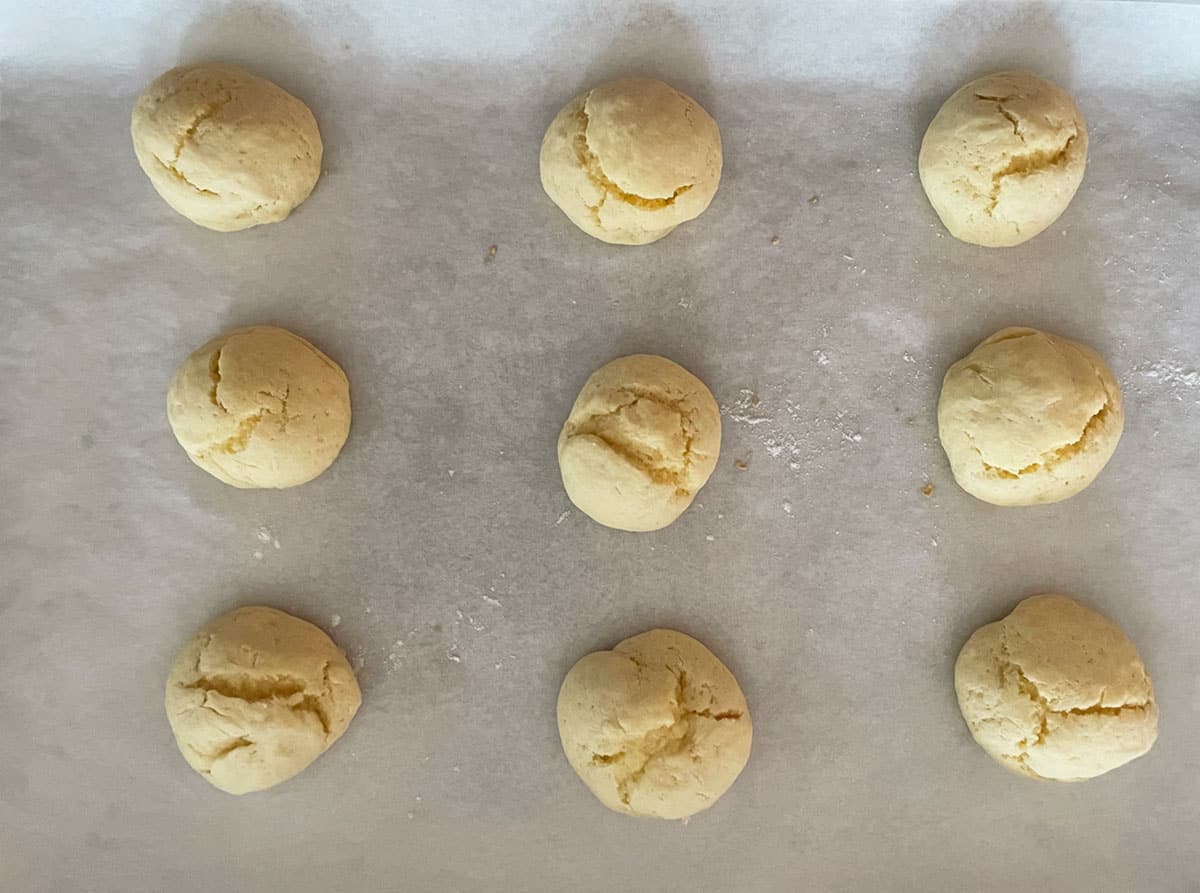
top-left (174, 0), bottom-right (383, 175)
top-left (909, 2), bottom-right (1076, 153)
top-left (534, 4), bottom-right (716, 121)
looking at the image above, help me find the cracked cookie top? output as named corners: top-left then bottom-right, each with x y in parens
top-left (132, 62), bottom-right (322, 232)
top-left (938, 327), bottom-right (1123, 506)
top-left (539, 77), bottom-right (722, 245)
top-left (167, 325), bottom-right (351, 489)
top-left (955, 595), bottom-right (1157, 782)
top-left (165, 606), bottom-right (361, 795)
top-left (919, 70), bottom-right (1087, 247)
top-left (557, 628), bottom-right (752, 819)
top-left (557, 354), bottom-right (721, 531)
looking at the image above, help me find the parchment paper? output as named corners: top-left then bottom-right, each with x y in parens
top-left (3, 2), bottom-right (1200, 890)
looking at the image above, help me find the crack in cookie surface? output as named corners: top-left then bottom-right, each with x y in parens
top-left (566, 387), bottom-right (700, 491)
top-left (572, 99), bottom-right (693, 225)
top-left (987, 634), bottom-right (1151, 778)
top-left (586, 662), bottom-right (743, 808)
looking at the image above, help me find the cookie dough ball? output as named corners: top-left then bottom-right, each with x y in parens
top-left (558, 354), bottom-right (720, 531)
top-left (938, 327), bottom-right (1122, 506)
top-left (167, 325), bottom-right (351, 489)
top-left (955, 595), bottom-right (1157, 782)
top-left (131, 62), bottom-right (322, 231)
top-left (164, 606), bottom-right (361, 794)
top-left (919, 71), bottom-right (1087, 247)
top-left (540, 77), bottom-right (722, 245)
top-left (557, 629), bottom-right (752, 819)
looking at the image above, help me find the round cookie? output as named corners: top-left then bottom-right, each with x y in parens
top-left (131, 62), bottom-right (322, 231)
top-left (954, 595), bottom-right (1157, 782)
top-left (937, 327), bottom-right (1122, 506)
top-left (557, 629), bottom-right (752, 819)
top-left (557, 354), bottom-right (720, 531)
top-left (919, 70), bottom-right (1087, 247)
top-left (164, 606), bottom-right (361, 794)
top-left (167, 325), bottom-right (351, 489)
top-left (540, 77), bottom-right (722, 245)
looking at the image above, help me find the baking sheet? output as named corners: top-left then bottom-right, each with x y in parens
top-left (3, 1), bottom-right (1200, 890)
